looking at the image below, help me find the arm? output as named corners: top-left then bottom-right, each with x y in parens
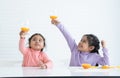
top-left (41, 52), bottom-right (53, 69)
top-left (19, 31), bottom-right (28, 55)
top-left (51, 20), bottom-right (77, 52)
top-left (97, 40), bottom-right (110, 65)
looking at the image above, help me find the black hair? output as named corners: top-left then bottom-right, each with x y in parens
top-left (28, 33), bottom-right (46, 51)
top-left (84, 34), bottom-right (100, 53)
top-left (84, 34), bottom-right (100, 66)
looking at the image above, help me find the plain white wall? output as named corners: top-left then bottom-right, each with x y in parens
top-left (0, 0), bottom-right (120, 66)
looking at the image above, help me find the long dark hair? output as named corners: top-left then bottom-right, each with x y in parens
top-left (84, 34), bottom-right (100, 66)
top-left (28, 33), bottom-right (46, 51)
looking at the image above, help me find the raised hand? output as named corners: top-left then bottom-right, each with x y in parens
top-left (51, 19), bottom-right (60, 26)
top-left (19, 31), bottom-right (28, 38)
top-left (101, 40), bottom-right (106, 48)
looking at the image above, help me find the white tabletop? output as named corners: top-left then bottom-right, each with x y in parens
top-left (0, 60), bottom-right (120, 77)
top-left (0, 66), bottom-right (120, 77)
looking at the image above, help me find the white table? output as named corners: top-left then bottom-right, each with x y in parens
top-left (0, 66), bottom-right (120, 77)
top-left (0, 60), bottom-right (120, 77)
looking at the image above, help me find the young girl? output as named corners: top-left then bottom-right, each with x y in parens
top-left (51, 19), bottom-right (110, 66)
top-left (19, 31), bottom-right (53, 68)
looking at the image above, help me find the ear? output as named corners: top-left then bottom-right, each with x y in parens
top-left (89, 46), bottom-right (95, 51)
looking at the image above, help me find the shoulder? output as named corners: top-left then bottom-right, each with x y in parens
top-left (22, 48), bottom-right (31, 55)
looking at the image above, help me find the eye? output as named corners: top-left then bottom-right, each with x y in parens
top-left (80, 39), bottom-right (83, 42)
top-left (82, 40), bottom-right (87, 43)
top-left (33, 38), bottom-right (36, 41)
top-left (82, 41), bottom-right (85, 43)
top-left (39, 40), bottom-right (41, 42)
top-left (39, 39), bottom-right (43, 42)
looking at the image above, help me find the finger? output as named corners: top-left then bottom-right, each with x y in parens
top-left (51, 20), bottom-right (55, 24)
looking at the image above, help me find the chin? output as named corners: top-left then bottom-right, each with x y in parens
top-left (78, 48), bottom-right (83, 52)
top-left (34, 48), bottom-right (40, 51)
top-left (77, 48), bottom-right (81, 51)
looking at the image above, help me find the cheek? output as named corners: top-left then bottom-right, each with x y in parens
top-left (78, 45), bottom-right (82, 50)
top-left (29, 42), bottom-right (34, 47)
top-left (29, 43), bottom-right (33, 48)
top-left (77, 44), bottom-right (80, 48)
top-left (43, 42), bottom-right (45, 46)
top-left (40, 42), bottom-right (45, 47)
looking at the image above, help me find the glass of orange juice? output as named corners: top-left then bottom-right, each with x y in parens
top-left (50, 15), bottom-right (58, 20)
top-left (21, 27), bottom-right (30, 32)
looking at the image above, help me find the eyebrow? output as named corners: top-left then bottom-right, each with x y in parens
top-left (32, 37), bottom-right (43, 40)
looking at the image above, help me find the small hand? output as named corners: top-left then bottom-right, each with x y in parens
top-left (51, 19), bottom-right (60, 26)
top-left (39, 64), bottom-right (47, 69)
top-left (101, 40), bottom-right (106, 48)
top-left (19, 31), bottom-right (27, 38)
top-left (39, 61), bottom-right (47, 69)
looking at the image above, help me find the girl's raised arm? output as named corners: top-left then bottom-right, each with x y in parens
top-left (51, 19), bottom-right (77, 52)
top-left (19, 31), bottom-right (28, 55)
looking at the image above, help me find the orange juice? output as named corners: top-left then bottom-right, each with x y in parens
top-left (101, 65), bottom-right (110, 69)
top-left (82, 63), bottom-right (91, 69)
top-left (116, 66), bottom-right (120, 68)
top-left (50, 15), bottom-right (58, 19)
top-left (21, 27), bottom-right (30, 32)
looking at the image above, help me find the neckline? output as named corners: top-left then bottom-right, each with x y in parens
top-left (81, 52), bottom-right (90, 55)
top-left (30, 48), bottom-right (41, 53)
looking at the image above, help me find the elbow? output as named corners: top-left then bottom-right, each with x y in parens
top-left (46, 61), bottom-right (53, 69)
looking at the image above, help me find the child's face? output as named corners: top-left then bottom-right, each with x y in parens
top-left (78, 36), bottom-right (94, 52)
top-left (29, 35), bottom-right (44, 51)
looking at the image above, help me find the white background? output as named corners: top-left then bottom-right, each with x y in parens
top-left (0, 0), bottom-right (120, 67)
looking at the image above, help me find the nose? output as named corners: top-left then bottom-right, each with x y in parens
top-left (78, 42), bottom-right (81, 46)
top-left (79, 41), bottom-right (82, 44)
top-left (36, 40), bottom-right (39, 43)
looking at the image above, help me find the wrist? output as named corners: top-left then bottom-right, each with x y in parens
top-left (20, 36), bottom-right (25, 39)
top-left (40, 64), bottom-right (47, 69)
top-left (102, 46), bottom-right (106, 48)
top-left (56, 22), bottom-right (60, 26)
top-left (44, 64), bottom-right (47, 68)
top-left (42, 64), bottom-right (47, 69)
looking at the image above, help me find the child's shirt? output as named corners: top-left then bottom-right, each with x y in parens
top-left (19, 38), bottom-right (53, 68)
top-left (56, 23), bottom-right (110, 66)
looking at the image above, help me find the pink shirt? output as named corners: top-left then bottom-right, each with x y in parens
top-left (19, 38), bottom-right (53, 68)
